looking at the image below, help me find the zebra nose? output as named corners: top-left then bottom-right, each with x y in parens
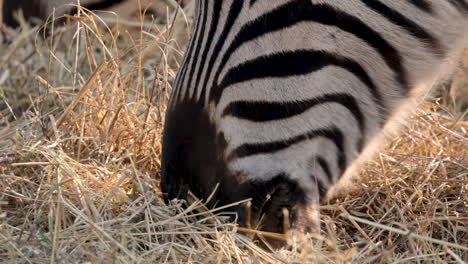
top-left (238, 175), bottom-right (310, 234)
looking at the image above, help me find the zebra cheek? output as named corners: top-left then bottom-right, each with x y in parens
top-left (160, 100), bottom-right (242, 207)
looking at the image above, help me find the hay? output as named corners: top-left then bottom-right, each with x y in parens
top-left (0, 5), bottom-right (467, 263)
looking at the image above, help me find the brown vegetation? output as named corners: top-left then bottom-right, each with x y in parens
top-left (0, 4), bottom-right (467, 263)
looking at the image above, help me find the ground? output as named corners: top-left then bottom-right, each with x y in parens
top-left (0, 4), bottom-right (467, 263)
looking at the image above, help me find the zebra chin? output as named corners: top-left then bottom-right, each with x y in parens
top-left (161, 100), bottom-right (321, 246)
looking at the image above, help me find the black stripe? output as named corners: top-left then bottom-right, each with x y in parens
top-left (316, 156), bottom-right (333, 182)
top-left (360, 0), bottom-right (443, 56)
top-left (222, 93), bottom-right (365, 133)
top-left (76, 0), bottom-right (126, 10)
top-left (192, 0), bottom-right (223, 100)
top-left (198, 0), bottom-right (245, 104)
top-left (174, 0), bottom-right (202, 88)
top-left (407, 0), bottom-right (434, 13)
top-left (448, 0), bottom-right (468, 12)
top-left (210, 1), bottom-right (406, 104)
top-left (182, 0), bottom-right (210, 101)
top-left (173, 0), bottom-right (203, 101)
top-left (229, 127), bottom-right (346, 172)
top-left (222, 93), bottom-right (366, 150)
top-left (216, 50), bottom-right (384, 120)
top-left (250, 0), bottom-right (258, 6)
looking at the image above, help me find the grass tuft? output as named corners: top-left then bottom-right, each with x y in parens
top-left (0, 4), bottom-right (467, 263)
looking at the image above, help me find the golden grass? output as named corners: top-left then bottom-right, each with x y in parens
top-left (0, 6), bottom-right (467, 263)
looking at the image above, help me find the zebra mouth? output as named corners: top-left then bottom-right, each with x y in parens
top-left (250, 191), bottom-right (292, 234)
top-left (239, 174), bottom-right (308, 238)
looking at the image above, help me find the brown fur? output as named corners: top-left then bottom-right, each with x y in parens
top-left (1, 0), bottom-right (192, 27)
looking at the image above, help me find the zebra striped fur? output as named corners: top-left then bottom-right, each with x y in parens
top-left (162, 0), bottom-right (468, 236)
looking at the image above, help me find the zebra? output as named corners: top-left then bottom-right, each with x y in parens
top-left (161, 0), bottom-right (468, 236)
top-left (0, 0), bottom-right (120, 28)
top-left (0, 0), bottom-right (189, 28)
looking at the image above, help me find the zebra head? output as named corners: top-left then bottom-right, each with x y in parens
top-left (161, 99), bottom-right (318, 234)
top-left (161, 0), bottom-right (468, 237)
top-left (160, 0), bottom-right (352, 235)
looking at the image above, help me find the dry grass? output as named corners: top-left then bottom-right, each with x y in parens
top-left (0, 5), bottom-right (467, 263)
